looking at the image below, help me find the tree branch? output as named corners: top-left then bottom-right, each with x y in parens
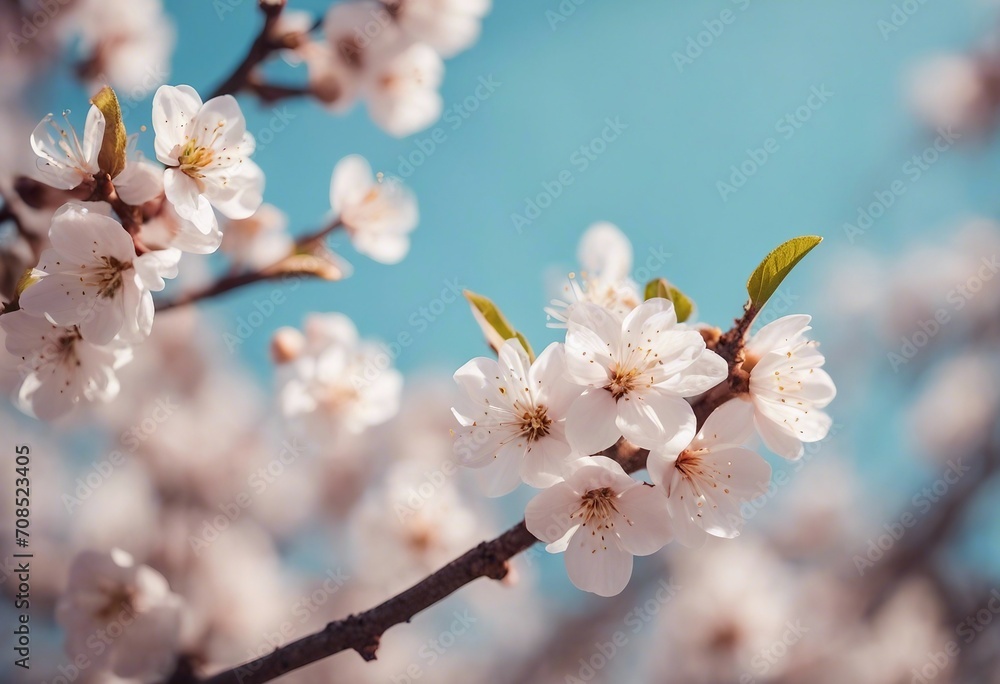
top-left (209, 1), bottom-right (300, 100)
top-left (155, 219), bottom-right (343, 312)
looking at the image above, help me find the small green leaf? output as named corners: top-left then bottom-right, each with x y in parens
top-left (643, 278), bottom-right (695, 323)
top-left (464, 290), bottom-right (535, 361)
top-left (746, 236), bottom-right (822, 311)
top-left (90, 86), bottom-right (127, 179)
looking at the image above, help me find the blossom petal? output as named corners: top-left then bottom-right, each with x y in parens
top-left (566, 390), bottom-right (621, 455)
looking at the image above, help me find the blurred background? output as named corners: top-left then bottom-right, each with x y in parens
top-left (2, 0), bottom-right (1000, 681)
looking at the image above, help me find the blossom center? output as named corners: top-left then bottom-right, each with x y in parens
top-left (95, 584), bottom-right (137, 621)
top-left (178, 139), bottom-right (216, 177)
top-left (95, 256), bottom-right (133, 299)
top-left (576, 487), bottom-right (619, 527)
top-left (606, 364), bottom-right (640, 399)
top-left (518, 405), bottom-right (552, 442)
top-left (674, 449), bottom-right (707, 480)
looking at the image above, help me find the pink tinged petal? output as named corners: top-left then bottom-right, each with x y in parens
top-left (191, 94), bottom-right (247, 150)
top-left (164, 169), bottom-right (218, 233)
top-left (664, 480), bottom-right (709, 549)
top-left (352, 232), bottom-right (410, 264)
top-left (616, 391), bottom-right (695, 452)
top-left (453, 356), bottom-right (508, 409)
top-left (658, 348), bottom-right (728, 397)
top-left (119, 278), bottom-right (153, 343)
top-left (368, 85), bottom-right (443, 138)
top-left (18, 274), bottom-right (91, 326)
top-left (20, 367), bottom-right (76, 421)
top-left (623, 297), bottom-right (676, 336)
top-left (530, 342), bottom-right (581, 417)
top-left (115, 160), bottom-right (164, 205)
top-left (497, 337), bottom-right (533, 406)
top-left (134, 249), bottom-right (181, 291)
top-left (80, 105), bottom-right (105, 172)
top-left (78, 289), bottom-right (127, 345)
top-left (525, 481), bottom-right (583, 543)
top-left (451, 422), bottom-right (506, 467)
top-left (476, 442), bottom-right (524, 497)
top-left (520, 434), bottom-right (575, 488)
top-left (565, 304), bottom-right (621, 385)
top-left (564, 527), bottom-right (633, 597)
top-left (205, 159), bottom-right (264, 219)
top-left (566, 389), bottom-right (621, 454)
top-left (746, 314), bottom-right (812, 356)
top-left (754, 412), bottom-right (805, 460)
top-left (615, 484), bottom-right (672, 555)
top-left (152, 85), bottom-right (204, 164)
top-left (330, 154), bottom-right (375, 214)
top-left (49, 204), bottom-right (135, 263)
top-left (578, 222), bottom-right (632, 282)
top-left (697, 397), bottom-right (755, 448)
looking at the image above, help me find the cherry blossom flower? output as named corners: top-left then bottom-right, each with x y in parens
top-left (18, 204), bottom-right (180, 344)
top-left (728, 314), bottom-right (836, 460)
top-left (330, 154), bottom-right (418, 264)
top-left (56, 548), bottom-right (183, 681)
top-left (451, 339), bottom-right (583, 496)
top-left (388, 0), bottom-right (492, 58)
top-left (563, 298), bottom-right (727, 453)
top-left (362, 40), bottom-right (444, 137)
top-left (524, 456), bottom-right (672, 597)
top-left (546, 222), bottom-right (641, 326)
top-left (278, 313), bottom-right (403, 438)
top-left (30, 106), bottom-right (104, 190)
top-left (220, 203), bottom-right (293, 271)
top-left (152, 84), bottom-right (264, 234)
top-left (0, 310), bottom-right (132, 420)
top-left (647, 399), bottom-right (771, 548)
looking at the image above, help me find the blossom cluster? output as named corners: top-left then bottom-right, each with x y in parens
top-left (276, 0), bottom-right (491, 136)
top-left (1, 85), bottom-right (419, 420)
top-left (451, 223), bottom-right (836, 596)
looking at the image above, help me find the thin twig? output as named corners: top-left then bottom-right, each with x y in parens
top-left (155, 219), bottom-right (343, 312)
top-left (209, 2), bottom-right (290, 100)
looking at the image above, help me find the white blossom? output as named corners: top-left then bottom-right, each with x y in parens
top-left (278, 313), bottom-right (403, 438)
top-left (56, 549), bottom-right (183, 682)
top-left (19, 203), bottom-right (179, 344)
top-left (547, 221), bottom-right (641, 326)
top-left (451, 339), bottom-right (583, 496)
top-left (362, 40), bottom-right (444, 137)
top-left (729, 314), bottom-right (836, 459)
top-left (563, 298), bottom-right (727, 453)
top-left (30, 106), bottom-right (103, 190)
top-left (388, 0), bottom-right (492, 58)
top-left (647, 399), bottom-right (771, 548)
top-left (152, 84), bottom-right (264, 235)
top-left (524, 456), bottom-right (672, 597)
top-left (0, 310), bottom-right (131, 420)
top-left (330, 154), bottom-right (418, 264)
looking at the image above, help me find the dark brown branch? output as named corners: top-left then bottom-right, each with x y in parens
top-left (209, 1), bottom-right (294, 100)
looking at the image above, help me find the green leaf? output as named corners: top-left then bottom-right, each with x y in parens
top-left (464, 290), bottom-right (535, 361)
top-left (90, 86), bottom-right (127, 179)
top-left (643, 278), bottom-right (695, 323)
top-left (746, 236), bottom-right (823, 311)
